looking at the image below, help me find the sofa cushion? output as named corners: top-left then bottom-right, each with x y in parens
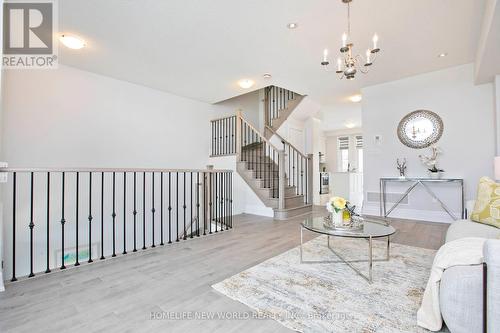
top-left (471, 177), bottom-right (500, 228)
top-left (440, 265), bottom-right (483, 333)
top-left (445, 219), bottom-right (500, 243)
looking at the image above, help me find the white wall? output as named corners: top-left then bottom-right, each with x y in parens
top-left (0, 0), bottom-right (5, 291)
top-left (215, 89), bottom-right (261, 129)
top-left (2, 65), bottom-right (216, 168)
top-left (362, 64), bottom-right (495, 222)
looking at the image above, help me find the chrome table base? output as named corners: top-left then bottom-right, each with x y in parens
top-left (300, 226), bottom-right (390, 283)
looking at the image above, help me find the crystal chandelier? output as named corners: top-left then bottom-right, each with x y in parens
top-left (321, 0), bottom-right (380, 80)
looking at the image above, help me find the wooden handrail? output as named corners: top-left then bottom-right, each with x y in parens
top-left (0, 167), bottom-right (232, 173)
top-left (238, 114), bottom-right (282, 153)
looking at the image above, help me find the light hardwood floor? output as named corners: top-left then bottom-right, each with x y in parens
top-left (0, 208), bottom-right (449, 333)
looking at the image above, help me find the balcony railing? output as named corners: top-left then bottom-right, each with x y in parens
top-left (1, 167), bottom-right (232, 282)
top-left (211, 115), bottom-right (237, 157)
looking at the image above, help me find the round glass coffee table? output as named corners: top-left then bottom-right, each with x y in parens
top-left (300, 216), bottom-right (396, 283)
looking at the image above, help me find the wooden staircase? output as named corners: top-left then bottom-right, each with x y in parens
top-left (236, 118), bottom-right (313, 220)
top-left (264, 86), bottom-right (305, 139)
top-left (210, 86), bottom-right (312, 220)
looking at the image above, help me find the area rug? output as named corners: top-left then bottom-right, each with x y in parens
top-left (212, 235), bottom-right (442, 333)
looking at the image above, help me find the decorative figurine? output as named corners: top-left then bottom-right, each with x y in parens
top-left (419, 145), bottom-right (444, 179)
top-left (396, 158), bottom-right (407, 178)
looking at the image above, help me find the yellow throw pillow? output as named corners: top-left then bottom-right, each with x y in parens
top-left (471, 177), bottom-right (500, 228)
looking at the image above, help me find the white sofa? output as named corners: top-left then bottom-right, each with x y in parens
top-left (439, 215), bottom-right (500, 333)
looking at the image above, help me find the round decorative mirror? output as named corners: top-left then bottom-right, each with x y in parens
top-left (397, 110), bottom-right (443, 149)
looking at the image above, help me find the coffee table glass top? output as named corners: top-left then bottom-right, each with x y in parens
top-left (302, 216), bottom-right (396, 238)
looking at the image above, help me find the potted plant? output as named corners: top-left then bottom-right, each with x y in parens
top-left (326, 196), bottom-right (347, 227)
top-left (419, 145), bottom-right (444, 179)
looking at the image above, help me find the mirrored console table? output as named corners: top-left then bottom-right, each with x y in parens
top-left (379, 178), bottom-right (465, 221)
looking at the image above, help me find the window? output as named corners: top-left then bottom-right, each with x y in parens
top-left (337, 136), bottom-right (349, 172)
top-left (356, 135), bottom-right (363, 173)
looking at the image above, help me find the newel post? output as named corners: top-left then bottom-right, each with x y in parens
top-left (278, 150), bottom-right (286, 210)
top-left (307, 154), bottom-right (314, 204)
top-left (235, 110), bottom-right (242, 159)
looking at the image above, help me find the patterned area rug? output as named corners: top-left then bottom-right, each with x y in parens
top-left (213, 235), bottom-right (441, 333)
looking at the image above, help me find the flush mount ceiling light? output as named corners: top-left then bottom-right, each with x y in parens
top-left (321, 0), bottom-right (381, 80)
top-left (263, 73), bottom-right (272, 79)
top-left (287, 23), bottom-right (298, 29)
top-left (349, 94), bottom-right (362, 103)
top-left (438, 53), bottom-right (448, 58)
top-left (59, 34), bottom-right (86, 49)
top-left (345, 122), bottom-right (356, 129)
top-left (238, 79), bottom-right (255, 89)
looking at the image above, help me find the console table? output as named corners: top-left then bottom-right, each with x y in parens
top-left (379, 178), bottom-right (465, 221)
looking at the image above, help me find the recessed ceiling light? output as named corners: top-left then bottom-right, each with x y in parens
top-left (438, 53), bottom-right (448, 58)
top-left (263, 73), bottom-right (272, 79)
top-left (238, 79), bottom-right (255, 89)
top-left (345, 122), bottom-right (356, 129)
top-left (349, 94), bottom-right (362, 103)
top-left (287, 23), bottom-right (298, 29)
top-left (60, 34), bottom-right (86, 49)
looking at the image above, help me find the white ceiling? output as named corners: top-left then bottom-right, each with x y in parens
top-left (58, 0), bottom-right (486, 129)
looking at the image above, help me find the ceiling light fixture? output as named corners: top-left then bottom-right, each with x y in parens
top-left (238, 79), bottom-right (255, 89)
top-left (287, 23), bottom-right (298, 29)
top-left (345, 122), bottom-right (356, 129)
top-left (349, 94), bottom-right (362, 103)
top-left (60, 34), bottom-right (86, 49)
top-left (438, 53), bottom-right (448, 58)
top-left (321, 0), bottom-right (380, 80)
top-left (263, 73), bottom-right (272, 79)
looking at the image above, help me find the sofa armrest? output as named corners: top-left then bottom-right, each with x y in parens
top-left (484, 239), bottom-right (500, 333)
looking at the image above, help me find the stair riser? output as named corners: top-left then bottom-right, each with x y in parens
top-left (273, 204), bottom-right (313, 220)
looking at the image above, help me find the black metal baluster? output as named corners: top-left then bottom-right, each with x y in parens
top-left (88, 172), bottom-right (93, 263)
top-left (28, 172), bottom-right (35, 277)
top-left (216, 120), bottom-right (220, 156)
top-left (183, 172), bottom-right (187, 240)
top-left (215, 172), bottom-right (218, 233)
top-left (75, 172), bottom-right (80, 266)
top-left (168, 172), bottom-right (172, 244)
top-left (133, 172), bottom-right (137, 252)
top-left (211, 121), bottom-right (214, 155)
top-left (61, 172), bottom-right (66, 269)
top-left (224, 172), bottom-right (227, 230)
top-left (160, 172), bottom-right (164, 245)
top-left (203, 173), bottom-right (207, 236)
top-left (196, 172), bottom-right (200, 237)
top-left (190, 172), bottom-right (193, 238)
top-left (151, 172), bottom-right (155, 247)
top-left (112, 172), bottom-right (116, 257)
top-left (231, 116), bottom-right (237, 154)
top-left (176, 172), bottom-right (179, 242)
top-left (301, 157), bottom-right (304, 196)
top-left (123, 172), bottom-right (127, 254)
top-left (209, 173), bottom-right (212, 234)
top-left (100, 172), bottom-right (105, 260)
top-left (45, 172), bottom-right (51, 273)
top-left (294, 150), bottom-right (297, 193)
top-left (142, 172), bottom-right (146, 250)
top-left (230, 172), bottom-right (233, 228)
